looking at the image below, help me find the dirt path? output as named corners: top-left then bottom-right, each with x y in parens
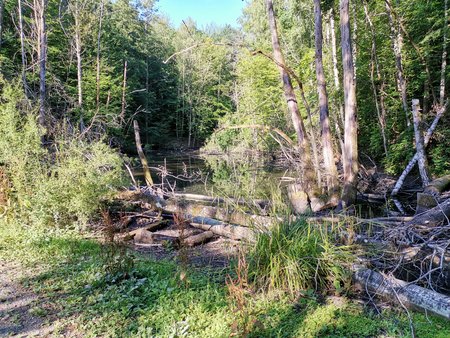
top-left (0, 261), bottom-right (55, 337)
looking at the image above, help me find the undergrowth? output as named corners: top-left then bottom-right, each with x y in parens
top-left (248, 219), bottom-right (354, 295)
top-left (1, 223), bottom-right (450, 337)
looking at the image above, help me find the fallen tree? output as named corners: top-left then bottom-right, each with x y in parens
top-left (354, 268), bottom-right (450, 319)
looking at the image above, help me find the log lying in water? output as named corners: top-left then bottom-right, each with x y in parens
top-left (416, 175), bottom-right (450, 214)
top-left (354, 268), bottom-right (450, 319)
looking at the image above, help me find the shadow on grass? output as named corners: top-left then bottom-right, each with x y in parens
top-left (18, 235), bottom-right (233, 336)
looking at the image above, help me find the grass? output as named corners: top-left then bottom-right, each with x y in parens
top-left (1, 222), bottom-right (450, 337)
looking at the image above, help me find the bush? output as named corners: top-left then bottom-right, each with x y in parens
top-left (0, 77), bottom-right (125, 227)
top-left (248, 219), bottom-right (353, 295)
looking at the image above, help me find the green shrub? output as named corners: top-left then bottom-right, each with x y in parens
top-left (248, 219), bottom-right (353, 295)
top-left (0, 77), bottom-right (125, 227)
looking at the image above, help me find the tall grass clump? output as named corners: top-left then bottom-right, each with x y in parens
top-left (0, 77), bottom-right (125, 227)
top-left (248, 219), bottom-right (354, 295)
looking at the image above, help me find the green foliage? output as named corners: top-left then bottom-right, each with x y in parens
top-left (0, 78), bottom-right (124, 227)
top-left (2, 223), bottom-right (450, 337)
top-left (248, 219), bottom-right (353, 295)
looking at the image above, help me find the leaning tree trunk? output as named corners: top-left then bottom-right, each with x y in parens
top-left (412, 99), bottom-right (430, 187)
top-left (340, 0), bottom-right (359, 207)
top-left (314, 0), bottom-right (338, 195)
top-left (133, 120), bottom-right (153, 187)
top-left (266, 0), bottom-right (317, 195)
top-left (391, 103), bottom-right (447, 196)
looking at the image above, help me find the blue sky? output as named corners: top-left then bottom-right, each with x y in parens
top-left (156, 0), bottom-right (246, 28)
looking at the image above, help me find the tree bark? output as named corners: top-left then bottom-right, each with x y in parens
top-left (314, 0), bottom-right (338, 194)
top-left (412, 99), bottom-right (430, 187)
top-left (133, 120), bottom-right (153, 187)
top-left (385, 0), bottom-right (409, 127)
top-left (74, 12), bottom-right (83, 108)
top-left (440, 0), bottom-right (448, 106)
top-left (95, 0), bottom-right (104, 114)
top-left (266, 0), bottom-right (317, 193)
top-left (121, 59), bottom-right (128, 123)
top-left (37, 0), bottom-right (47, 127)
top-left (18, 0), bottom-right (29, 97)
top-left (354, 268), bottom-right (450, 319)
top-left (184, 231), bottom-right (214, 247)
top-left (340, 0), bottom-right (359, 207)
top-left (391, 103), bottom-right (447, 196)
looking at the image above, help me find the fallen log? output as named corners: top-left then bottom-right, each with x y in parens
top-left (163, 200), bottom-right (278, 230)
top-left (189, 215), bottom-right (256, 241)
top-left (407, 198), bottom-right (450, 227)
top-left (354, 268), bottom-right (450, 319)
top-left (134, 229), bottom-right (179, 246)
top-left (171, 192), bottom-right (270, 209)
top-left (126, 220), bottom-right (168, 238)
top-left (424, 175), bottom-right (450, 196)
top-left (183, 231), bottom-right (214, 247)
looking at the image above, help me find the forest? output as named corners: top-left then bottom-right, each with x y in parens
top-left (1, 0), bottom-right (450, 336)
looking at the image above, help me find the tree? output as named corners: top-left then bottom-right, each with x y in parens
top-left (340, 0), bottom-right (358, 207)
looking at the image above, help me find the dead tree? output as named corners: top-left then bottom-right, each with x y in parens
top-left (314, 0), bottom-right (338, 195)
top-left (0, 0), bottom-right (4, 51)
top-left (266, 0), bottom-right (318, 196)
top-left (35, 0), bottom-right (47, 127)
top-left (412, 99), bottom-right (430, 187)
top-left (133, 120), bottom-right (153, 187)
top-left (95, 0), bottom-right (105, 114)
top-left (340, 0), bottom-right (359, 207)
top-left (392, 103), bottom-right (447, 196)
top-left (120, 59), bottom-right (128, 123)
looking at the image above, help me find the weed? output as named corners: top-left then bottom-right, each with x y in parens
top-left (248, 218), bottom-right (354, 296)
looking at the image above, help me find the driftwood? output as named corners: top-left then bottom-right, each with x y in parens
top-left (354, 268), bottom-right (450, 319)
top-left (184, 231), bottom-right (214, 247)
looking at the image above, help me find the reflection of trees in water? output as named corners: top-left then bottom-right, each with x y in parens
top-left (203, 154), bottom-right (279, 200)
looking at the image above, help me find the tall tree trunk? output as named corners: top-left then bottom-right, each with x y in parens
top-left (266, 0), bottom-right (317, 192)
top-left (340, 0), bottom-right (358, 207)
top-left (440, 0), bottom-right (448, 106)
top-left (74, 13), bottom-right (83, 108)
top-left (37, 0), bottom-right (47, 128)
top-left (329, 8), bottom-right (345, 150)
top-left (120, 59), bottom-right (128, 123)
top-left (385, 0), bottom-right (409, 127)
top-left (133, 120), bottom-right (153, 187)
top-left (412, 99), bottom-right (430, 187)
top-left (95, 0), bottom-right (104, 114)
top-left (314, 0), bottom-right (338, 193)
top-left (363, 0), bottom-right (388, 157)
top-left (18, 0), bottom-right (29, 97)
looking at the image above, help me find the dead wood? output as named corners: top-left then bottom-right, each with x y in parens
top-left (184, 231), bottom-right (214, 247)
top-left (189, 216), bottom-right (256, 241)
top-left (134, 229), bottom-right (179, 246)
top-left (354, 268), bottom-right (450, 319)
top-left (407, 198), bottom-right (450, 227)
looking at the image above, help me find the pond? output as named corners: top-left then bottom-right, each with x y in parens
top-left (132, 151), bottom-right (413, 217)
